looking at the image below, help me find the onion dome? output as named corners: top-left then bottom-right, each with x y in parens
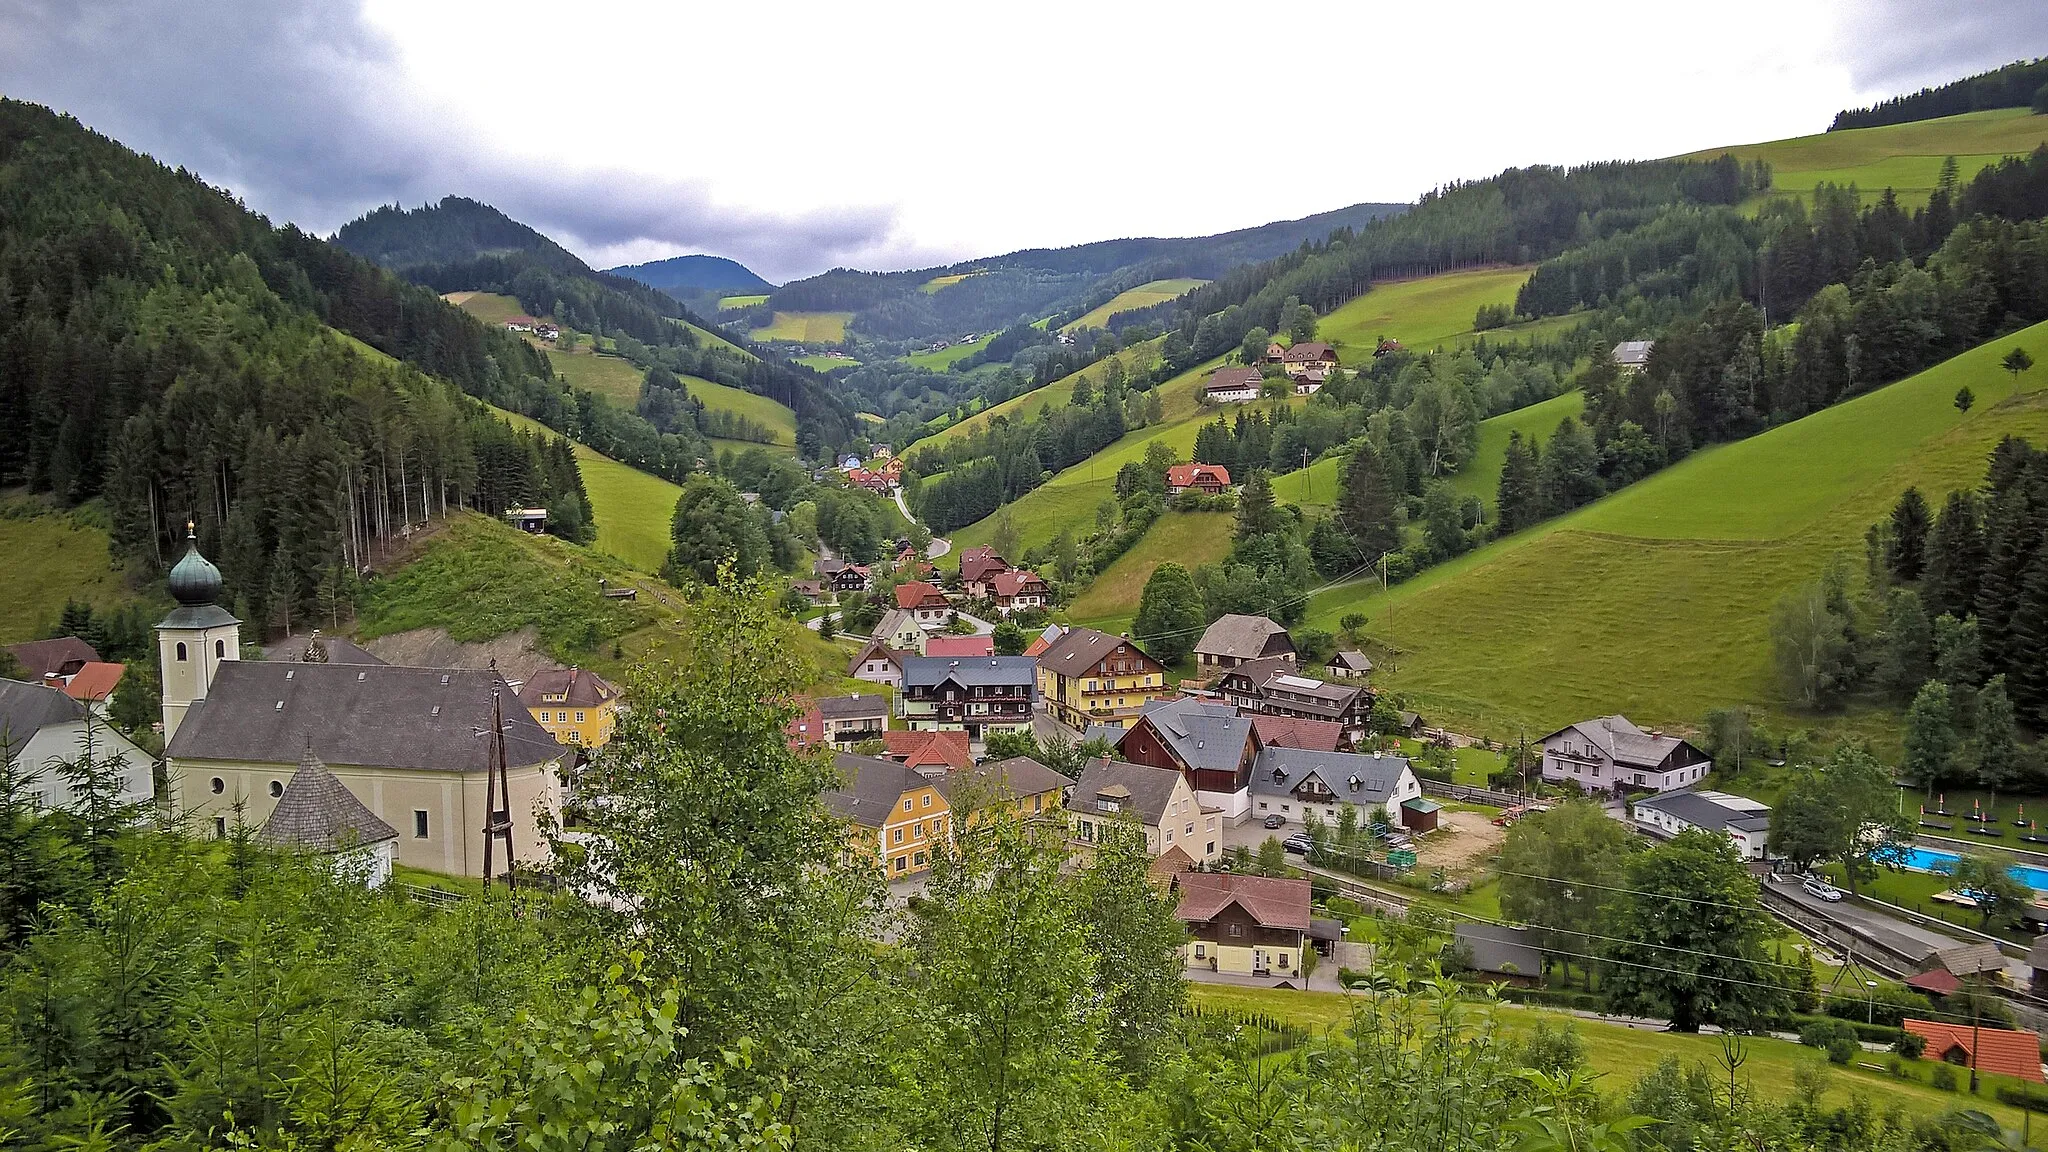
top-left (168, 522), bottom-right (223, 607)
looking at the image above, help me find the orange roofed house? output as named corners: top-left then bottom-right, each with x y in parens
top-left (894, 581), bottom-right (955, 629)
top-left (883, 729), bottom-right (973, 772)
top-left (1903, 1020), bottom-right (2045, 1083)
top-left (1167, 464), bottom-right (1231, 496)
top-left (958, 546), bottom-right (1011, 599)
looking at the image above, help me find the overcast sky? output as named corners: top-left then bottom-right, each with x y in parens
top-left (5, 0), bottom-right (2045, 282)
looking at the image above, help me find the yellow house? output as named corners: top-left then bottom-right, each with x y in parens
top-left (827, 752), bottom-right (952, 878)
top-left (1172, 871), bottom-right (1312, 981)
top-left (1033, 627), bottom-right (1167, 730)
top-left (518, 667), bottom-right (621, 748)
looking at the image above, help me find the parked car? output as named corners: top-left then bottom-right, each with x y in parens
top-left (1263, 813), bottom-right (1286, 829)
top-left (1802, 876), bottom-right (1844, 902)
top-left (1282, 834), bottom-right (1315, 855)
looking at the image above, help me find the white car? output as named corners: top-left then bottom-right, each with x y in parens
top-left (1802, 876), bottom-right (1844, 902)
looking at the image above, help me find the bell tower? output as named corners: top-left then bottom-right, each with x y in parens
top-left (156, 522), bottom-right (242, 745)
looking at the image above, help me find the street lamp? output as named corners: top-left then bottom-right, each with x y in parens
top-left (1864, 980), bottom-right (1878, 1026)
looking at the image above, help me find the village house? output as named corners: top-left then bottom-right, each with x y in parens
top-left (957, 546), bottom-right (1011, 598)
top-left (790, 579), bottom-right (828, 604)
top-left (518, 666), bottom-right (622, 749)
top-left (1204, 367), bottom-right (1263, 404)
top-left (990, 569), bottom-right (1050, 614)
top-left (870, 608), bottom-right (928, 653)
top-left (156, 528), bottom-right (562, 878)
top-left (1166, 463), bottom-right (1233, 496)
top-left (1250, 747), bottom-right (1422, 829)
top-left (821, 561), bottom-right (872, 596)
top-left (257, 749), bottom-right (401, 887)
top-left (0, 677), bottom-right (155, 813)
top-left (882, 729), bottom-right (974, 773)
top-left (1293, 369), bottom-right (1327, 396)
top-left (60, 661), bottom-right (125, 716)
top-left (7, 636), bottom-right (100, 684)
top-left (848, 640), bottom-right (911, 688)
top-left (1281, 342), bottom-right (1337, 379)
top-left (1264, 340), bottom-right (1287, 364)
top-left (1116, 695), bottom-right (1261, 818)
top-left (1611, 340), bottom-right (1654, 373)
top-left (1250, 714), bottom-right (1345, 753)
top-left (1034, 627), bottom-right (1168, 731)
top-left (894, 580), bottom-right (955, 629)
top-left (897, 655), bottom-right (1037, 740)
top-left (1067, 757), bottom-right (1221, 864)
top-left (938, 755), bottom-right (1069, 823)
top-left (1172, 871), bottom-right (1312, 983)
top-left (826, 752), bottom-right (951, 878)
top-left (1903, 1020), bottom-right (2045, 1083)
top-left (1242, 670), bottom-right (1373, 744)
top-left (814, 693), bottom-right (890, 748)
top-left (924, 633), bottom-right (994, 658)
top-left (1540, 715), bottom-right (1712, 795)
top-left (1325, 650), bottom-right (1373, 679)
top-left (1631, 790), bottom-right (1771, 859)
top-left (1194, 613), bottom-right (1296, 672)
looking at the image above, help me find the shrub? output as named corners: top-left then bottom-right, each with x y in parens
top-left (1825, 1035), bottom-right (1858, 1065)
top-left (1895, 1030), bottom-right (1926, 1059)
top-left (1824, 984), bottom-right (1931, 1028)
top-left (1931, 1063), bottom-right (1958, 1091)
top-left (1996, 1084), bottom-right (2048, 1110)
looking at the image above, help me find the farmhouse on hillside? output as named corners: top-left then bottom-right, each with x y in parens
top-left (1194, 613), bottom-right (1296, 672)
top-left (1166, 463), bottom-right (1232, 495)
top-left (1280, 342), bottom-right (1337, 378)
top-left (1612, 340), bottom-right (1655, 372)
top-left (847, 639), bottom-right (910, 688)
top-left (1326, 650), bottom-right (1373, 679)
top-left (990, 569), bottom-right (1050, 614)
top-left (1203, 367), bottom-right (1263, 403)
top-left (958, 546), bottom-right (1011, 598)
top-left (1540, 715), bottom-right (1711, 795)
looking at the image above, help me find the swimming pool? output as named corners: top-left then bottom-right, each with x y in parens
top-left (1899, 846), bottom-right (2048, 893)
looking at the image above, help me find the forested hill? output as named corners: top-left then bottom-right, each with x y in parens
top-left (334, 196), bottom-right (854, 448)
top-left (605, 253), bottom-right (772, 294)
top-left (1832, 58), bottom-right (2048, 132)
top-left (0, 97), bottom-right (599, 630)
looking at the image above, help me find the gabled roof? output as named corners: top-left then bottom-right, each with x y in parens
top-left (1218, 655), bottom-right (1296, 691)
top-left (872, 607), bottom-right (920, 639)
top-left (1328, 650), bottom-right (1373, 672)
top-left (1633, 790), bottom-right (1769, 834)
top-left (785, 701), bottom-right (827, 749)
top-left (0, 677), bottom-right (89, 760)
top-left (1612, 339), bottom-right (1655, 367)
top-left (816, 693), bottom-right (889, 721)
top-left (7, 637), bottom-right (99, 680)
top-left (1067, 758), bottom-right (1184, 827)
top-left (825, 753), bottom-right (934, 828)
top-left (1134, 696), bottom-right (1255, 774)
top-left (1903, 1020), bottom-right (2045, 1082)
top-left (167, 662), bottom-right (559, 772)
top-left (894, 581), bottom-right (949, 609)
top-left (1252, 747), bottom-right (1412, 806)
top-left (518, 667), bottom-right (618, 709)
top-left (257, 748), bottom-right (399, 851)
top-left (1173, 871), bottom-right (1311, 931)
top-left (1194, 614), bottom-right (1295, 662)
top-left (846, 639), bottom-right (910, 676)
top-left (61, 662), bottom-right (125, 702)
top-left (900, 655), bottom-right (1037, 690)
top-left (1282, 341), bottom-right (1335, 363)
top-left (1205, 367), bottom-right (1262, 392)
top-left (1251, 714), bottom-right (1344, 752)
top-left (1036, 627), bottom-right (1158, 676)
top-left (1542, 715), bottom-right (1700, 771)
top-left (1931, 941), bottom-right (2008, 978)
top-left (884, 729), bottom-right (973, 772)
top-left (1456, 922), bottom-right (1545, 977)
top-left (1167, 463), bottom-right (1231, 488)
top-left (991, 569), bottom-right (1046, 597)
top-left (924, 634), bottom-right (994, 658)
top-left (958, 546), bottom-right (1009, 584)
top-left (267, 633), bottom-right (387, 666)
top-left (938, 756), bottom-right (1069, 804)
top-left (1148, 844), bottom-right (1197, 884)
top-left (1906, 968), bottom-right (1962, 996)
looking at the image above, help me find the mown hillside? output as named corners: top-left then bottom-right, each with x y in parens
top-left (1304, 322), bottom-right (2048, 739)
top-left (1679, 107), bottom-right (2048, 207)
top-left (491, 406), bottom-right (681, 574)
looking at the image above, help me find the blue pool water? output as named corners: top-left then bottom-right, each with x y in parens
top-left (1899, 846), bottom-right (2048, 893)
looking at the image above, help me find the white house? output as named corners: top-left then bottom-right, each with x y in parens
top-left (1632, 790), bottom-right (1771, 860)
top-left (1204, 367), bottom-right (1262, 403)
top-left (1539, 715), bottom-right (1711, 795)
top-left (1249, 747), bottom-right (1421, 828)
top-left (0, 678), bottom-right (155, 813)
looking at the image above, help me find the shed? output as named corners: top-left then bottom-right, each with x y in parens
top-left (1400, 796), bottom-right (1442, 832)
top-left (1903, 1020), bottom-right (2045, 1082)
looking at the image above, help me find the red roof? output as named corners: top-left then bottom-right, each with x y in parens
top-left (924, 634), bottom-right (994, 658)
top-left (60, 661), bottom-right (125, 702)
top-left (1172, 871), bottom-right (1311, 931)
top-left (883, 730), bottom-right (973, 772)
top-left (991, 569), bottom-right (1045, 598)
top-left (959, 546), bottom-right (1009, 584)
top-left (1906, 969), bottom-right (1962, 996)
top-left (895, 581), bottom-right (949, 610)
top-left (1167, 463), bottom-right (1231, 489)
top-left (785, 701), bottom-right (827, 750)
top-left (1904, 1020), bottom-right (2044, 1082)
top-left (1251, 714), bottom-right (1343, 752)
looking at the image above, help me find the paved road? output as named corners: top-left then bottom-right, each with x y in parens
top-left (889, 488), bottom-right (951, 559)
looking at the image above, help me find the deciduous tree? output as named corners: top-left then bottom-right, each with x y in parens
top-left (1133, 562), bottom-right (1203, 665)
top-left (1603, 829), bottom-right (1788, 1032)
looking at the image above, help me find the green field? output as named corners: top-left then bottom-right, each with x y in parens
top-left (1187, 984), bottom-right (2033, 1128)
top-left (0, 500), bottom-right (140, 644)
top-left (491, 407), bottom-right (682, 574)
top-left (545, 348), bottom-right (646, 407)
top-left (1300, 322), bottom-right (2048, 742)
top-left (716, 293), bottom-right (769, 309)
top-left (793, 354), bottom-right (859, 372)
top-left (1068, 511), bottom-right (1237, 630)
top-left (920, 272), bottom-right (984, 294)
top-left (924, 340), bottom-right (1164, 450)
top-left (1681, 108), bottom-right (2048, 207)
top-left (752, 311), bottom-right (851, 344)
top-left (907, 334), bottom-right (993, 370)
top-left (1062, 278), bottom-right (1209, 334)
top-left (443, 290), bottom-right (527, 326)
top-left (1318, 265), bottom-right (1535, 362)
top-left (684, 376), bottom-right (798, 445)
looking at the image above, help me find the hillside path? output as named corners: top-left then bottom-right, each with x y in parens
top-left (891, 487), bottom-right (950, 558)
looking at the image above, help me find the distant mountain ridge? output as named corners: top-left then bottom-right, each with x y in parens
top-left (605, 254), bottom-right (773, 294)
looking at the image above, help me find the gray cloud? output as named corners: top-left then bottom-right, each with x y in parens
top-left (1832, 0), bottom-right (2048, 97)
top-left (0, 0), bottom-right (901, 280)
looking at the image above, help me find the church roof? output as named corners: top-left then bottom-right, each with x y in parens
top-left (257, 748), bottom-right (399, 851)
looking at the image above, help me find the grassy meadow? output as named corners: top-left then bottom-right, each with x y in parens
top-left (752, 311), bottom-right (851, 344)
top-left (923, 339), bottom-right (1164, 451)
top-left (491, 407), bottom-right (682, 574)
top-left (920, 272), bottom-right (984, 293)
top-left (1681, 108), bottom-right (2048, 207)
top-left (1062, 278), bottom-right (1209, 334)
top-left (1318, 265), bottom-right (1535, 362)
top-left (1067, 511), bottom-right (1237, 631)
top-left (0, 500), bottom-right (142, 644)
top-left (908, 334), bottom-right (993, 370)
top-left (716, 293), bottom-right (769, 309)
top-left (1300, 321), bottom-right (2048, 743)
top-left (793, 354), bottom-right (859, 372)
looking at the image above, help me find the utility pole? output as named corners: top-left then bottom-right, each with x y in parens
top-left (476, 668), bottom-right (517, 890)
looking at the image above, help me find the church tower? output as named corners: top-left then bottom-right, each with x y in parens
top-left (157, 523), bottom-right (241, 745)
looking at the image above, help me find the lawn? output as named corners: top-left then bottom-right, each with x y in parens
top-left (1062, 278), bottom-right (1210, 334)
top-left (908, 334), bottom-right (993, 370)
top-left (1680, 108), bottom-right (2048, 208)
top-left (444, 290), bottom-right (527, 326)
top-left (0, 499), bottom-right (141, 644)
top-left (1068, 511), bottom-right (1238, 630)
top-left (491, 407), bottom-right (682, 574)
top-left (1318, 266), bottom-right (1535, 362)
top-left (1299, 321), bottom-right (2048, 744)
top-left (1186, 984), bottom-right (2033, 1128)
top-left (716, 293), bottom-right (769, 310)
top-left (922, 339), bottom-right (1163, 451)
top-left (751, 311), bottom-right (852, 344)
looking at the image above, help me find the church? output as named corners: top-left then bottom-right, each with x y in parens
top-left (157, 528), bottom-right (564, 879)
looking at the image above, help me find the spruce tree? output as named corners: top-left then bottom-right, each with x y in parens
top-left (1338, 443), bottom-right (1400, 560)
top-left (1235, 471), bottom-right (1278, 541)
top-left (1496, 431), bottom-right (1540, 533)
top-left (1922, 490), bottom-right (1985, 620)
top-left (1875, 588), bottom-right (1932, 698)
top-left (1976, 488), bottom-right (2034, 673)
top-left (1886, 487), bottom-right (1931, 582)
top-left (2010, 547), bottom-right (2048, 724)
top-left (1537, 417), bottom-right (1602, 515)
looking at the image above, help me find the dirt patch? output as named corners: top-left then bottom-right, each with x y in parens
top-left (362, 625), bottom-right (553, 684)
top-left (1413, 809), bottom-right (1506, 878)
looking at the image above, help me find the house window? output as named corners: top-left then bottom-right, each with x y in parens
top-left (214, 639), bottom-right (225, 658)
top-left (210, 777), bottom-right (224, 794)
top-left (413, 810), bottom-right (429, 838)
top-left (575, 711), bottom-right (586, 724)
top-left (893, 827), bottom-right (905, 844)
top-left (213, 816), bottom-right (226, 838)
top-left (1228, 924), bottom-right (1243, 938)
top-left (914, 851), bottom-right (926, 866)
top-left (903, 799), bottom-right (913, 813)
top-left (1206, 841), bottom-right (1216, 855)
top-left (921, 794), bottom-right (931, 808)
top-left (914, 824), bottom-right (925, 840)
top-left (176, 642), bottom-right (188, 661)
top-left (893, 856), bottom-right (907, 873)
top-left (1195, 944), bottom-right (1206, 959)
top-left (269, 780), bottom-right (283, 798)
top-left (1279, 953), bottom-right (1290, 969)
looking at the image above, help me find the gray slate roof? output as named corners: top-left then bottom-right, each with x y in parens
top-left (1545, 715), bottom-right (1697, 770)
top-left (817, 693), bottom-right (890, 721)
top-left (937, 756), bottom-right (1070, 805)
top-left (1634, 790), bottom-right (1769, 834)
top-left (826, 752), bottom-right (928, 826)
top-left (1193, 614), bottom-right (1295, 662)
top-left (899, 655), bottom-right (1037, 690)
top-left (0, 677), bottom-right (88, 759)
top-left (167, 662), bottom-right (558, 772)
top-left (1456, 922), bottom-right (1546, 977)
top-left (1068, 758), bottom-right (1184, 827)
top-left (1251, 747), bottom-right (1412, 806)
top-left (1328, 651), bottom-right (1373, 672)
top-left (1136, 696), bottom-right (1254, 774)
top-left (1083, 723), bottom-right (1130, 750)
top-left (257, 750), bottom-right (399, 850)
top-left (266, 634), bottom-right (387, 666)
top-left (1612, 339), bottom-right (1655, 367)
